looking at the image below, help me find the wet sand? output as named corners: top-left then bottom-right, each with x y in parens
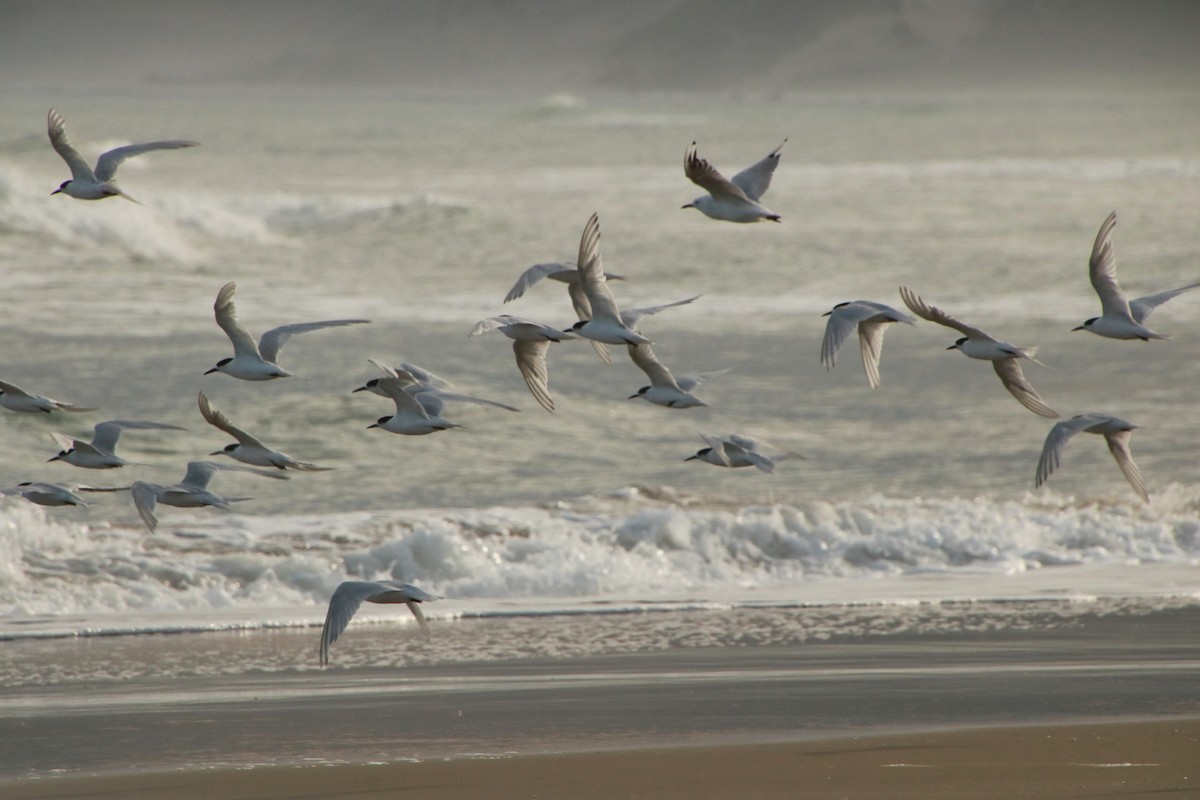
top-left (1, 603), bottom-right (1198, 798)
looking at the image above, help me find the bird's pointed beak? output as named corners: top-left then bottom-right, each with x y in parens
top-left (627, 393), bottom-right (639, 400)
top-left (50, 188), bottom-right (62, 196)
top-left (821, 311), bottom-right (832, 317)
top-left (204, 367), bottom-right (219, 375)
top-left (945, 344), bottom-right (957, 350)
top-left (47, 454), bottom-right (61, 462)
top-left (684, 454), bottom-right (698, 462)
top-left (209, 450), bottom-right (223, 457)
top-left (681, 203), bottom-right (693, 209)
top-left (1071, 325), bottom-right (1085, 332)
top-left (366, 423), bottom-right (378, 429)
top-left (352, 385), bottom-right (367, 393)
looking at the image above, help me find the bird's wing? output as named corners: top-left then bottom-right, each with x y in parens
top-left (406, 600), bottom-right (432, 637)
top-left (513, 339), bottom-right (555, 413)
top-left (469, 315), bottom-right (532, 337)
top-left (992, 360), bottom-right (1059, 419)
top-left (567, 282), bottom-right (613, 364)
top-left (676, 366), bottom-right (733, 392)
top-left (820, 305), bottom-right (868, 370)
top-left (504, 262), bottom-right (574, 303)
top-left (178, 461), bottom-right (221, 490)
top-left (1034, 416), bottom-right (1094, 488)
top-left (699, 432), bottom-right (733, 466)
top-left (1128, 281), bottom-right (1200, 324)
top-left (627, 343), bottom-right (680, 389)
top-left (1103, 430), bottom-right (1148, 503)
top-left (258, 319), bottom-right (369, 364)
top-left (378, 377), bottom-right (432, 419)
top-left (0, 379), bottom-right (29, 397)
top-left (319, 581), bottom-right (377, 666)
top-left (49, 431), bottom-right (77, 453)
top-left (856, 320), bottom-right (891, 390)
top-left (1087, 211), bottom-right (1134, 320)
top-left (897, 286), bottom-right (989, 338)
top-left (53, 400), bottom-right (95, 413)
top-left (197, 392), bottom-right (264, 447)
top-left (213, 282), bottom-right (262, 358)
top-left (130, 482), bottom-right (161, 533)
top-left (46, 108), bottom-right (97, 182)
top-left (418, 388), bottom-right (520, 413)
top-left (577, 213), bottom-right (623, 323)
top-left (620, 294), bottom-right (702, 329)
top-left (93, 419), bottom-right (185, 452)
top-left (729, 139), bottom-right (786, 201)
top-left (398, 362), bottom-right (451, 388)
top-left (94, 140), bottom-right (199, 182)
top-left (367, 357), bottom-right (401, 377)
top-left (684, 143), bottom-right (752, 202)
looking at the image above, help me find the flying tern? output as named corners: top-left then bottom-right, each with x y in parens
top-left (205, 282), bottom-right (369, 380)
top-left (1034, 413), bottom-right (1147, 503)
top-left (319, 580), bottom-right (437, 666)
top-left (48, 419), bottom-right (185, 469)
top-left (899, 286), bottom-right (1058, 418)
top-left (626, 344), bottom-right (730, 408)
top-left (685, 433), bottom-right (776, 473)
top-left (366, 375), bottom-right (465, 435)
top-left (47, 107), bottom-right (197, 202)
top-left (199, 392), bottom-right (331, 471)
top-left (504, 260), bottom-right (627, 364)
top-left (820, 301), bottom-right (916, 389)
top-left (130, 460), bottom-right (287, 533)
top-left (0, 378), bottom-right (93, 413)
top-left (470, 315), bottom-right (574, 413)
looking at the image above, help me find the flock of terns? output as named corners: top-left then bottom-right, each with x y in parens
top-left (1, 108), bottom-right (1194, 663)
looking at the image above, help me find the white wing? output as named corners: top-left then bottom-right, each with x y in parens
top-left (620, 295), bottom-right (702, 330)
top-left (92, 419), bottom-right (185, 453)
top-left (729, 139), bottom-right (786, 201)
top-left (1087, 211), bottom-right (1134, 321)
top-left (94, 140), bottom-right (199, 183)
top-left (1103, 430), bottom-right (1148, 503)
top-left (1034, 415), bottom-right (1097, 489)
top-left (567, 281), bottom-right (613, 364)
top-left (820, 304), bottom-right (871, 370)
top-left (1128, 281), bottom-right (1200, 324)
top-left (684, 143), bottom-right (752, 202)
top-left (627, 344), bottom-right (681, 390)
top-left (214, 282), bottom-right (262, 358)
top-left (675, 366), bottom-right (734, 393)
top-left (898, 286), bottom-right (991, 339)
top-left (504, 262), bottom-right (575, 303)
top-left (198, 392), bottom-right (265, 448)
top-left (47, 108), bottom-right (97, 182)
top-left (992, 360), bottom-right (1058, 418)
top-left (513, 339), bottom-right (555, 413)
top-left (415, 387), bottom-right (520, 413)
top-left (576, 213), bottom-right (623, 323)
top-left (699, 432), bottom-right (733, 467)
top-left (377, 377), bottom-right (432, 419)
top-left (258, 319), bottom-right (369, 364)
top-left (319, 581), bottom-right (377, 666)
top-left (130, 481), bottom-right (162, 533)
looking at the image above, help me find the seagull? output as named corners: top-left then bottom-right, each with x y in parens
top-left (1073, 211), bottom-right (1200, 340)
top-left (899, 286), bottom-right (1058, 418)
top-left (354, 359), bottom-right (519, 413)
top-left (130, 460), bottom-right (287, 533)
top-left (570, 213), bottom-right (651, 346)
top-left (0, 481), bottom-right (120, 507)
top-left (626, 344), bottom-right (730, 408)
top-left (469, 315), bottom-right (574, 413)
top-left (48, 419), bottom-right (185, 469)
top-left (685, 433), bottom-right (776, 473)
top-left (0, 379), bottom-right (93, 413)
top-left (820, 301), bottom-right (916, 389)
top-left (682, 140), bottom-right (784, 223)
top-left (504, 260), bottom-right (627, 364)
top-left (47, 108), bottom-right (198, 202)
top-left (1034, 413), bottom-right (1147, 503)
top-left (366, 375), bottom-right (465, 435)
top-left (199, 392), bottom-right (331, 471)
top-left (319, 580), bottom-right (437, 666)
top-left (205, 282), bottom-right (370, 380)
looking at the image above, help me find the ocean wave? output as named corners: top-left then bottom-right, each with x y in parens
top-left (2, 486), bottom-right (1198, 639)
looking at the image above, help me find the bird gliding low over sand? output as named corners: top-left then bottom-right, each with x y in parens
top-left (319, 580), bottom-right (437, 666)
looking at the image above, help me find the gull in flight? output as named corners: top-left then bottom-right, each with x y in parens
top-left (47, 108), bottom-right (198, 202)
top-left (470, 315), bottom-right (575, 413)
top-left (130, 460), bottom-right (288, 533)
top-left (1073, 211), bottom-right (1200, 340)
top-left (48, 419), bottom-right (185, 469)
top-left (206, 282), bottom-right (369, 380)
top-left (1034, 413), bottom-right (1147, 503)
top-left (685, 433), bottom-right (776, 473)
top-left (682, 140), bottom-right (785, 223)
top-left (504, 260), bottom-right (627, 364)
top-left (319, 580), bottom-right (437, 666)
top-left (0, 378), bottom-right (93, 413)
top-left (354, 359), bottom-right (519, 413)
top-left (899, 286), bottom-right (1058, 418)
top-left (199, 392), bottom-right (331, 471)
top-left (820, 301), bottom-right (916, 389)
top-left (626, 344), bottom-right (730, 408)
top-left (366, 375), bottom-right (465, 435)
top-left (570, 213), bottom-right (652, 346)
top-left (0, 481), bottom-right (120, 508)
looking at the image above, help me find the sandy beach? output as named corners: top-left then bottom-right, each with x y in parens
top-left (1, 602), bottom-right (1197, 798)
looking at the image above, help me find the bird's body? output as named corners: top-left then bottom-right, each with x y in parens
top-left (1073, 211), bottom-right (1199, 340)
top-left (0, 379), bottom-right (93, 414)
top-left (682, 140), bottom-right (784, 223)
top-left (48, 419), bottom-right (185, 469)
top-left (504, 261), bottom-right (627, 364)
top-left (470, 315), bottom-right (574, 413)
top-left (319, 580), bottom-right (436, 666)
top-left (627, 344), bottom-right (727, 408)
top-left (130, 460), bottom-right (286, 533)
top-left (685, 433), bottom-right (776, 473)
top-left (47, 108), bottom-right (197, 202)
top-left (1035, 413), bottom-right (1147, 503)
top-left (199, 392), bottom-right (330, 471)
top-left (899, 286), bottom-right (1058, 418)
top-left (354, 359), bottom-right (519, 414)
top-left (571, 213), bottom-right (651, 346)
top-left (820, 301), bottom-right (916, 389)
top-left (1, 482), bottom-right (93, 507)
top-left (206, 282), bottom-right (369, 380)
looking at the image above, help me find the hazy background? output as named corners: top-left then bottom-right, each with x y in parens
top-left (3, 0), bottom-right (1198, 94)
